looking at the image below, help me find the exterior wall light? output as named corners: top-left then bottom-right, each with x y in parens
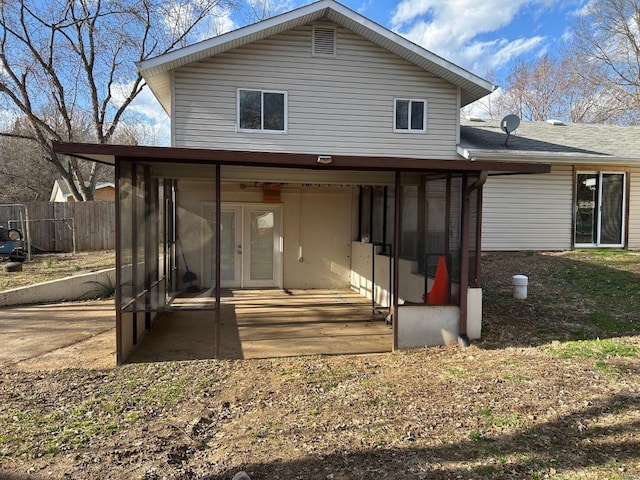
top-left (317, 155), bottom-right (332, 165)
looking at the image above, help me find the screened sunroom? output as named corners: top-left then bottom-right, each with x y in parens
top-left (54, 142), bottom-right (549, 364)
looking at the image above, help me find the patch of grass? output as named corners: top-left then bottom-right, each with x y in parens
top-left (546, 339), bottom-right (640, 361)
top-left (478, 408), bottom-right (521, 429)
top-left (469, 429), bottom-right (491, 442)
top-left (43, 258), bottom-right (59, 268)
top-left (594, 361), bottom-right (630, 375)
top-left (473, 464), bottom-right (499, 476)
top-left (0, 368), bottom-right (202, 459)
top-left (304, 364), bottom-right (356, 391)
top-left (501, 373), bottom-right (531, 383)
top-left (588, 311), bottom-right (635, 333)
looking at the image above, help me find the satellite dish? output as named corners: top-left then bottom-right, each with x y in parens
top-left (500, 114), bottom-right (520, 146)
top-left (501, 114), bottom-right (520, 134)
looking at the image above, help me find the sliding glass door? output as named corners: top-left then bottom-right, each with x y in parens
top-left (575, 172), bottom-right (625, 247)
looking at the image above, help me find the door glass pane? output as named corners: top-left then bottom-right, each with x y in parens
top-left (600, 173), bottom-right (624, 245)
top-left (214, 211), bottom-right (236, 282)
top-left (250, 211), bottom-right (274, 280)
top-left (575, 173), bottom-right (599, 244)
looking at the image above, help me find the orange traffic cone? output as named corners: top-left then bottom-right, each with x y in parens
top-left (427, 255), bottom-right (449, 305)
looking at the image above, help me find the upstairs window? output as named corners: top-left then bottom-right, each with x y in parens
top-left (238, 89), bottom-right (287, 132)
top-left (394, 98), bottom-right (427, 133)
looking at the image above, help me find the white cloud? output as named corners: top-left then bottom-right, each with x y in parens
top-left (390, 0), bottom-right (558, 75)
top-left (462, 87), bottom-right (504, 119)
top-left (110, 82), bottom-right (170, 146)
top-left (0, 109), bottom-right (18, 131)
top-left (202, 5), bottom-right (238, 38)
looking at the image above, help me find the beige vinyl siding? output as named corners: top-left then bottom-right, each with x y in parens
top-left (628, 167), bottom-right (640, 249)
top-left (172, 22), bottom-right (459, 159)
top-left (482, 165), bottom-right (573, 251)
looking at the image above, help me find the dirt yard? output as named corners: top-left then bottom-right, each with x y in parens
top-left (0, 251), bottom-right (115, 292)
top-left (0, 251), bottom-right (639, 480)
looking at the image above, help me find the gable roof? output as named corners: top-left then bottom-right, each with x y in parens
top-left (138, 0), bottom-right (495, 114)
top-left (459, 118), bottom-right (640, 164)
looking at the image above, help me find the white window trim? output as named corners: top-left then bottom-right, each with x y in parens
top-left (237, 88), bottom-right (288, 134)
top-left (393, 98), bottom-right (427, 133)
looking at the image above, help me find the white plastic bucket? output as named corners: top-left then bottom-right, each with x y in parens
top-left (512, 275), bottom-right (528, 299)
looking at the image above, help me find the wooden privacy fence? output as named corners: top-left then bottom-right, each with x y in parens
top-left (1, 201), bottom-right (115, 252)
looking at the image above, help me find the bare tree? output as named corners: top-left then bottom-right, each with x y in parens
top-left (460, 68), bottom-right (503, 120)
top-left (0, 0), bottom-right (237, 200)
top-left (244, 0), bottom-right (295, 22)
top-left (0, 118), bottom-right (59, 203)
top-left (494, 55), bottom-right (568, 121)
top-left (567, 0), bottom-right (640, 124)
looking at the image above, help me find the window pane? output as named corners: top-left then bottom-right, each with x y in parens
top-left (575, 173), bottom-right (599, 244)
top-left (411, 101), bottom-right (424, 130)
top-left (250, 211), bottom-right (274, 280)
top-left (218, 210), bottom-right (237, 282)
top-left (600, 173), bottom-right (624, 245)
top-left (395, 100), bottom-right (409, 129)
top-left (239, 90), bottom-right (261, 129)
top-left (263, 92), bottom-right (285, 131)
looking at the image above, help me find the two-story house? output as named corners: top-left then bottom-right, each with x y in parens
top-left (56, 0), bottom-right (548, 364)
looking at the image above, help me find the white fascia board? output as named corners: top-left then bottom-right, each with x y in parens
top-left (457, 145), bottom-right (640, 166)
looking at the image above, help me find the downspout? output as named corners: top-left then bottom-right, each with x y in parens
top-left (459, 170), bottom-right (488, 347)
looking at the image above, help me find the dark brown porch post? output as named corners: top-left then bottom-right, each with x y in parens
top-left (392, 170), bottom-right (401, 351)
top-left (459, 173), bottom-right (470, 344)
top-left (214, 163), bottom-right (221, 359)
top-left (114, 158), bottom-right (123, 365)
top-left (474, 186), bottom-right (483, 287)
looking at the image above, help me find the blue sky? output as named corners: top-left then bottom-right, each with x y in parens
top-left (231, 0), bottom-right (585, 81)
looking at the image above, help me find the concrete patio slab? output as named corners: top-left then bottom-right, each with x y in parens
top-left (0, 300), bottom-right (115, 369)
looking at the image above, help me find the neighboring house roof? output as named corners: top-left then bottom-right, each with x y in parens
top-left (138, 0), bottom-right (495, 114)
top-left (50, 180), bottom-right (115, 201)
top-left (459, 118), bottom-right (640, 165)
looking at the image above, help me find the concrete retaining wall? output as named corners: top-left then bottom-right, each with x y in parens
top-left (0, 268), bottom-right (116, 306)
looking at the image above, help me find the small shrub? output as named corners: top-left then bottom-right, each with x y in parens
top-left (83, 274), bottom-right (116, 299)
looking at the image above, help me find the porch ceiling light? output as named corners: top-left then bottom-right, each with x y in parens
top-left (317, 155), bottom-right (332, 165)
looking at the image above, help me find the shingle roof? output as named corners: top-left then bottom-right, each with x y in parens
top-left (459, 118), bottom-right (640, 163)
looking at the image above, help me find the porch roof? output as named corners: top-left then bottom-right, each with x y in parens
top-left (53, 142), bottom-right (551, 175)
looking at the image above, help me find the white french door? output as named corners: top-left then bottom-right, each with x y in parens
top-left (574, 172), bottom-right (626, 247)
top-left (202, 203), bottom-right (282, 288)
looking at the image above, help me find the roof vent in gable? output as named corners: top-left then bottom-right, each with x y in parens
top-left (313, 26), bottom-right (336, 56)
